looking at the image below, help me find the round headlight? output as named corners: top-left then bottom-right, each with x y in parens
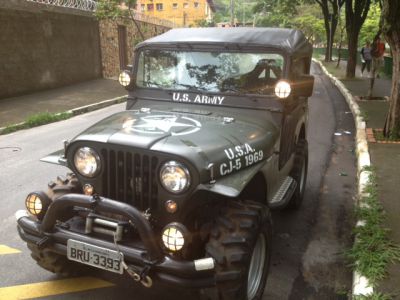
top-left (160, 161), bottom-right (190, 193)
top-left (74, 147), bottom-right (101, 177)
top-left (275, 80), bottom-right (291, 98)
top-left (119, 71), bottom-right (131, 87)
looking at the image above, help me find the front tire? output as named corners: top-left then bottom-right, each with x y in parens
top-left (205, 201), bottom-right (272, 300)
top-left (26, 173), bottom-right (83, 276)
top-left (287, 140), bottom-right (308, 210)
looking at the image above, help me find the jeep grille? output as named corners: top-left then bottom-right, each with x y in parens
top-left (101, 149), bottom-right (159, 211)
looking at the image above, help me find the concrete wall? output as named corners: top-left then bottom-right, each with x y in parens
top-left (99, 19), bottom-right (170, 78)
top-left (0, 1), bottom-right (102, 99)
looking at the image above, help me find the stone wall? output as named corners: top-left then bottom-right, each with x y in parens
top-left (99, 19), bottom-right (170, 78)
top-left (0, 0), bottom-right (102, 99)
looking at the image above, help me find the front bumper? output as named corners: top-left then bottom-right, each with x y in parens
top-left (16, 194), bottom-right (215, 288)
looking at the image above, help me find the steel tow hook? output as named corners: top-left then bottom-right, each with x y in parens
top-left (122, 261), bottom-right (153, 288)
top-left (114, 234), bottom-right (153, 288)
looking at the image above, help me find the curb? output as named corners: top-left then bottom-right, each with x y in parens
top-left (312, 58), bottom-right (374, 297)
top-left (0, 95), bottom-right (127, 135)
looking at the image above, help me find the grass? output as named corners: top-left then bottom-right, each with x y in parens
top-left (360, 109), bottom-right (370, 122)
top-left (1, 111), bottom-right (72, 135)
top-left (346, 168), bottom-right (400, 287)
top-left (374, 128), bottom-right (400, 142)
top-left (353, 292), bottom-right (395, 300)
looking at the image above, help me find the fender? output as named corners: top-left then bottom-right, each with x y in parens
top-left (196, 160), bottom-right (268, 198)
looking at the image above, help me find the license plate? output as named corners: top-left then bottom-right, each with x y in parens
top-left (67, 240), bottom-right (124, 274)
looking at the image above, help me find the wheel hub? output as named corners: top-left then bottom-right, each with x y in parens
top-left (247, 233), bottom-right (267, 299)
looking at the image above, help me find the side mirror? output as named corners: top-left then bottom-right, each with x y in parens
top-left (293, 75), bottom-right (314, 98)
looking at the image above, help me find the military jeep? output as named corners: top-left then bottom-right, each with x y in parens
top-left (16, 28), bottom-right (313, 299)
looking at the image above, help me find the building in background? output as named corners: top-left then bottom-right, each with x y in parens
top-left (135, 0), bottom-right (214, 27)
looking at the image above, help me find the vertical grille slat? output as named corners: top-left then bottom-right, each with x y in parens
top-left (101, 148), bottom-right (158, 211)
top-left (142, 155), bottom-right (150, 211)
top-left (150, 157), bottom-right (158, 210)
top-left (101, 149), bottom-right (108, 196)
top-left (117, 151), bottom-right (124, 202)
top-left (109, 150), bottom-right (116, 200)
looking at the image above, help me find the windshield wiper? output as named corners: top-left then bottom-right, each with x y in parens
top-left (143, 80), bottom-right (165, 88)
top-left (173, 82), bottom-right (210, 92)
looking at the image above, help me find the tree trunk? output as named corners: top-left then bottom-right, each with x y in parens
top-left (382, 0), bottom-right (400, 138)
top-left (322, 4), bottom-right (332, 62)
top-left (384, 35), bottom-right (400, 137)
top-left (346, 31), bottom-right (359, 78)
top-left (345, 0), bottom-right (371, 78)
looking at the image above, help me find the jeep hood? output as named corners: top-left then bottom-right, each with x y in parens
top-left (71, 107), bottom-right (279, 179)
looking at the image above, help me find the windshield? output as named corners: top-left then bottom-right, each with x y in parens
top-left (136, 49), bottom-right (284, 95)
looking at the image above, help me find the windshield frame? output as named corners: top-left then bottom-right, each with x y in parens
top-left (130, 44), bottom-right (290, 111)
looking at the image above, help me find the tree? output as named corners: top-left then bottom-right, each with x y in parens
top-left (382, 1), bottom-right (400, 138)
top-left (359, 3), bottom-right (381, 45)
top-left (253, 0), bottom-right (299, 27)
top-left (292, 15), bottom-right (325, 44)
top-left (335, 7), bottom-right (347, 67)
top-left (95, 0), bottom-right (144, 40)
top-left (314, 0), bottom-right (345, 62)
top-left (345, 0), bottom-right (371, 78)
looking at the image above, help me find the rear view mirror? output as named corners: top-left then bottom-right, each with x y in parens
top-left (293, 75), bottom-right (314, 98)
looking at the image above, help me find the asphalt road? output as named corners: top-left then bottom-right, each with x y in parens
top-left (0, 63), bottom-right (356, 300)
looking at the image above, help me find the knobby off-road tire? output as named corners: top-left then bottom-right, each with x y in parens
top-left (27, 173), bottom-right (83, 276)
top-left (206, 201), bottom-right (272, 300)
top-left (287, 139), bottom-right (308, 210)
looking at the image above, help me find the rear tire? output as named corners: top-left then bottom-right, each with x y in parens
top-left (205, 201), bottom-right (272, 300)
top-left (287, 140), bottom-right (308, 210)
top-left (26, 173), bottom-right (83, 276)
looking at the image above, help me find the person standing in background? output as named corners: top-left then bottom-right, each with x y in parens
top-left (360, 41), bottom-right (372, 75)
top-left (371, 36), bottom-right (386, 77)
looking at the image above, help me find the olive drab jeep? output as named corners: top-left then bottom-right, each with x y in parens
top-left (16, 28), bottom-right (314, 299)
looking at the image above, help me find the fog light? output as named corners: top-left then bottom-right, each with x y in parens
top-left (83, 184), bottom-right (94, 195)
top-left (162, 223), bottom-right (187, 252)
top-left (165, 200), bottom-right (178, 213)
top-left (25, 191), bottom-right (51, 220)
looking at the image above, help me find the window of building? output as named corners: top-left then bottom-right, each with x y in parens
top-left (141, 4), bottom-right (145, 11)
top-left (194, 2), bottom-right (199, 8)
top-left (156, 3), bottom-right (163, 10)
top-left (147, 3), bottom-right (154, 11)
top-left (172, 3), bottom-right (178, 9)
top-left (183, 2), bottom-right (189, 8)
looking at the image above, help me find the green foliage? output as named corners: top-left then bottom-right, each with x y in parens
top-left (95, 0), bottom-right (136, 20)
top-left (253, 0), bottom-right (300, 27)
top-left (359, 3), bottom-right (381, 46)
top-left (346, 170), bottom-right (400, 285)
top-left (353, 292), bottom-right (395, 300)
top-left (1, 112), bottom-right (73, 135)
top-left (213, 0), bottom-right (258, 23)
top-left (291, 15), bottom-right (325, 43)
top-left (194, 19), bottom-right (215, 28)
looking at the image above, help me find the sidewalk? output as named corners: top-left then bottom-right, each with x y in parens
top-left (322, 59), bottom-right (400, 298)
top-left (0, 79), bottom-right (126, 128)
